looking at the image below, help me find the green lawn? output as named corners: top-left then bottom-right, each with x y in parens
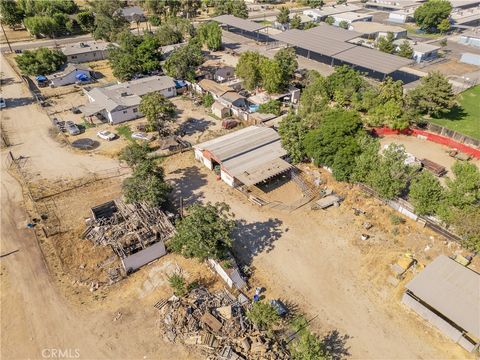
top-left (429, 85), bottom-right (480, 140)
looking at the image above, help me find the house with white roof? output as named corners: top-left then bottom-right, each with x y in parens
top-left (61, 41), bottom-right (110, 63)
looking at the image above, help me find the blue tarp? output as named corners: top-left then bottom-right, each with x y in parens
top-left (76, 73), bottom-right (90, 81)
top-left (174, 80), bottom-right (187, 88)
top-left (36, 75), bottom-right (47, 82)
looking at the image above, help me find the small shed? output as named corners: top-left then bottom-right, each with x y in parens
top-left (49, 63), bottom-right (92, 87)
top-left (211, 101), bottom-right (231, 119)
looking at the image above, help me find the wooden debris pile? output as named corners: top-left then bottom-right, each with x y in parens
top-left (83, 200), bottom-right (176, 259)
top-left (156, 288), bottom-right (289, 360)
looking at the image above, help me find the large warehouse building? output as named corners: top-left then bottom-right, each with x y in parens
top-left (193, 126), bottom-right (292, 188)
top-left (402, 255), bottom-right (480, 352)
top-left (271, 24), bottom-right (414, 81)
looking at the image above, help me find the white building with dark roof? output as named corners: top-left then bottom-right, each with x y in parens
top-left (61, 41), bottom-right (110, 63)
top-left (394, 39), bottom-right (440, 62)
top-left (81, 76), bottom-right (176, 124)
top-left (49, 63), bottom-right (92, 87)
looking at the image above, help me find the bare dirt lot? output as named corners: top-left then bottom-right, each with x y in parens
top-left (162, 151), bottom-right (475, 360)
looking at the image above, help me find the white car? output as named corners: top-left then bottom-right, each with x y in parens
top-left (131, 132), bottom-right (152, 142)
top-left (0, 98), bottom-right (6, 109)
top-left (97, 130), bottom-right (116, 141)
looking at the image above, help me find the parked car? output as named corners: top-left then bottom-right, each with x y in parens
top-left (65, 121), bottom-right (80, 135)
top-left (71, 107), bottom-right (82, 114)
top-left (0, 98), bottom-right (6, 109)
top-left (97, 130), bottom-right (116, 141)
top-left (52, 117), bottom-right (66, 132)
top-left (131, 132), bottom-right (152, 142)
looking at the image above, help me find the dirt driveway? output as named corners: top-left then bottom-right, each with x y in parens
top-left (163, 151), bottom-right (472, 360)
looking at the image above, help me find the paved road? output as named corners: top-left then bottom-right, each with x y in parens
top-left (0, 34), bottom-right (93, 53)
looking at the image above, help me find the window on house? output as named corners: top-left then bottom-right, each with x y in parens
top-left (123, 110), bottom-right (127, 114)
top-left (71, 55), bottom-right (77, 59)
top-left (167, 87), bottom-right (172, 92)
top-left (133, 108), bottom-right (138, 113)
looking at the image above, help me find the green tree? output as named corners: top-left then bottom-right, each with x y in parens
top-left (119, 142), bottom-right (151, 167)
top-left (168, 202), bottom-right (236, 260)
top-left (366, 143), bottom-right (416, 199)
top-left (409, 171), bottom-right (445, 215)
top-left (23, 15), bottom-right (63, 38)
top-left (303, 109), bottom-right (365, 181)
top-left (276, 6), bottom-right (290, 25)
top-left (139, 92), bottom-right (177, 134)
top-left (338, 20), bottom-right (349, 29)
top-left (290, 14), bottom-right (302, 29)
top-left (440, 162), bottom-right (480, 215)
top-left (235, 51), bottom-right (265, 90)
top-left (298, 71), bottom-right (329, 116)
top-left (247, 302), bottom-right (280, 331)
top-left (198, 21), bottom-right (222, 51)
top-left (16, 47), bottom-right (66, 75)
top-left (0, 0), bottom-right (24, 28)
top-left (290, 330), bottom-right (329, 360)
top-left (326, 65), bottom-right (368, 107)
top-left (437, 18), bottom-right (451, 33)
top-left (351, 137), bottom-right (381, 183)
top-left (407, 71), bottom-right (455, 117)
top-left (167, 272), bottom-right (188, 296)
top-left (202, 92), bottom-right (214, 107)
top-left (213, 0), bottom-right (248, 19)
top-left (258, 99), bottom-right (281, 116)
top-left (449, 206), bottom-right (480, 252)
top-left (376, 32), bottom-right (395, 54)
top-left (108, 32), bottom-right (163, 81)
top-left (143, 0), bottom-right (166, 18)
top-left (302, 0), bottom-right (325, 7)
top-left (90, 0), bottom-right (129, 41)
top-left (397, 40), bottom-right (414, 58)
top-left (324, 16), bottom-right (334, 25)
top-left (77, 10), bottom-right (95, 32)
top-left (156, 23), bottom-right (183, 45)
top-left (278, 112), bottom-right (308, 163)
top-left (274, 47), bottom-right (298, 89)
top-left (303, 21), bottom-right (318, 30)
top-left (164, 39), bottom-right (204, 80)
top-left (260, 58), bottom-right (283, 93)
top-left (414, 0), bottom-right (452, 32)
top-left (122, 159), bottom-right (171, 207)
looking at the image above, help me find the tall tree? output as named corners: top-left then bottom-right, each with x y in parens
top-left (77, 10), bottom-right (95, 32)
top-left (164, 39), bottom-right (204, 80)
top-left (407, 71), bottom-right (455, 117)
top-left (274, 47), bottom-right (298, 88)
top-left (278, 113), bottom-right (308, 163)
top-left (198, 21), bottom-right (222, 51)
top-left (338, 20), bottom-right (349, 29)
top-left (139, 92), bottom-right (177, 134)
top-left (414, 0), bottom-right (452, 32)
top-left (276, 6), bottom-right (290, 25)
top-left (16, 48), bottom-right (66, 75)
top-left (168, 202), bottom-right (236, 260)
top-left (0, 0), bottom-right (25, 28)
top-left (235, 51), bottom-right (265, 90)
top-left (298, 71), bottom-right (329, 116)
top-left (247, 302), bottom-right (280, 331)
top-left (90, 0), bottom-right (129, 41)
top-left (437, 18), bottom-right (451, 33)
top-left (260, 58), bottom-right (283, 93)
top-left (397, 40), bottom-right (414, 58)
top-left (213, 0), bottom-right (248, 19)
top-left (376, 32), bottom-right (395, 54)
top-left (409, 171), bottom-right (445, 215)
top-left (122, 159), bottom-right (171, 207)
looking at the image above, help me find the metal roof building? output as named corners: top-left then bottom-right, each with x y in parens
top-left (271, 25), bottom-right (413, 80)
top-left (212, 15), bottom-right (269, 40)
top-left (403, 255), bottom-right (480, 352)
top-left (193, 126), bottom-right (292, 187)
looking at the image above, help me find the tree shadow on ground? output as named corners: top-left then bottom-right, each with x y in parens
top-left (179, 117), bottom-right (214, 136)
top-left (4, 97), bottom-right (35, 108)
top-left (232, 218), bottom-right (283, 266)
top-left (435, 104), bottom-right (467, 121)
top-left (168, 166), bottom-right (207, 206)
top-left (322, 330), bottom-right (351, 360)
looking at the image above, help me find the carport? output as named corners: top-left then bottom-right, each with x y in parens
top-left (212, 14), bottom-right (269, 41)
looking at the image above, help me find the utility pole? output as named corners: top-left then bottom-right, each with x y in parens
top-left (1, 23), bottom-right (13, 53)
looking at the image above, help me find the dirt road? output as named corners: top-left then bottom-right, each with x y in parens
top-left (164, 152), bottom-right (470, 360)
top-left (1, 54), bottom-right (191, 360)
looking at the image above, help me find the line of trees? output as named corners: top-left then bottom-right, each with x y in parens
top-left (278, 65), bottom-right (478, 250)
top-left (376, 33), bottom-right (414, 59)
top-left (235, 48), bottom-right (298, 93)
top-left (16, 47), bottom-right (66, 76)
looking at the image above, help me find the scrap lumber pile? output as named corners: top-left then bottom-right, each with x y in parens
top-left (83, 200), bottom-right (176, 258)
top-left (156, 287), bottom-right (289, 360)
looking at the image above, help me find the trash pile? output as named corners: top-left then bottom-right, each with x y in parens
top-left (156, 287), bottom-right (290, 360)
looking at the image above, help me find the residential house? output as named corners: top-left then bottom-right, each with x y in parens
top-left (61, 41), bottom-right (110, 63)
top-left (303, 4), bottom-right (361, 22)
top-left (80, 76), bottom-right (176, 124)
top-left (121, 6), bottom-right (146, 22)
top-left (211, 101), bottom-right (231, 119)
top-left (214, 66), bottom-right (235, 83)
top-left (331, 12), bottom-right (374, 26)
top-left (350, 22), bottom-right (408, 40)
top-left (49, 63), bottom-right (92, 87)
